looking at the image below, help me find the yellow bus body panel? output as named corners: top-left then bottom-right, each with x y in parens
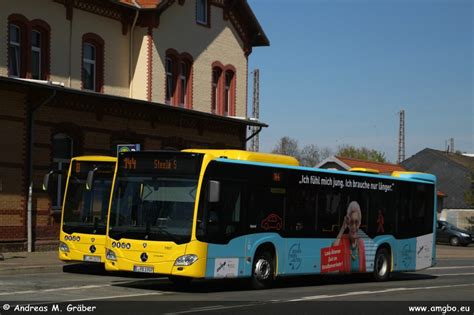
top-left (104, 239), bottom-right (208, 278)
top-left (59, 232), bottom-right (106, 263)
top-left (182, 149), bottom-right (299, 166)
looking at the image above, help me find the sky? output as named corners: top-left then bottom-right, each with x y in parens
top-left (247, 0), bottom-right (473, 163)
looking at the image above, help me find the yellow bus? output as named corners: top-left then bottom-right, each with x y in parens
top-left (44, 156), bottom-right (117, 264)
top-left (103, 150), bottom-right (436, 289)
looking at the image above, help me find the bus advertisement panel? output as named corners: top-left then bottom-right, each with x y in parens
top-left (105, 150), bottom-right (436, 289)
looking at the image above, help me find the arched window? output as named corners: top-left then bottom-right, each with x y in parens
top-left (8, 15), bottom-right (50, 80)
top-left (82, 33), bottom-right (104, 92)
top-left (51, 134), bottom-right (73, 209)
top-left (211, 67), bottom-right (222, 114)
top-left (8, 14), bottom-right (28, 78)
top-left (165, 50), bottom-right (193, 108)
top-left (224, 70), bottom-right (235, 117)
top-left (8, 23), bottom-right (22, 77)
top-left (30, 19), bottom-right (51, 80)
top-left (211, 62), bottom-right (236, 116)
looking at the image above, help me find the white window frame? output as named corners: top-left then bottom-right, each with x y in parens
top-left (83, 43), bottom-right (96, 91)
top-left (9, 24), bottom-right (21, 78)
top-left (31, 30), bottom-right (42, 80)
top-left (179, 61), bottom-right (188, 107)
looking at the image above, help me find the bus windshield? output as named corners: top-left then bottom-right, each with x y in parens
top-left (63, 161), bottom-right (114, 235)
top-left (108, 176), bottom-right (198, 244)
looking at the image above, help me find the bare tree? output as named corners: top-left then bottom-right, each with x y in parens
top-left (272, 136), bottom-right (300, 160)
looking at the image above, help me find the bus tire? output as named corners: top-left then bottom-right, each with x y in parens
top-left (373, 247), bottom-right (391, 282)
top-left (168, 276), bottom-right (192, 289)
top-left (251, 250), bottom-right (274, 289)
top-left (450, 236), bottom-right (460, 246)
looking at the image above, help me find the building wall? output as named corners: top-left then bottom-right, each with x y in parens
top-left (0, 0), bottom-right (130, 96)
top-left (153, 1), bottom-right (248, 116)
top-left (0, 83), bottom-right (247, 250)
top-left (0, 90), bottom-right (27, 242)
top-left (131, 26), bottom-right (149, 100)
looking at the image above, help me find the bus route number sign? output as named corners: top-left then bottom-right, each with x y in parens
top-left (123, 157), bottom-right (137, 170)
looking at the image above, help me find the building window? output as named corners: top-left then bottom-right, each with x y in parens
top-left (8, 15), bottom-right (51, 80)
top-left (165, 57), bottom-right (175, 104)
top-left (224, 70), bottom-right (234, 117)
top-left (31, 30), bottom-right (41, 80)
top-left (165, 50), bottom-right (193, 108)
top-left (82, 43), bottom-right (96, 91)
top-left (211, 68), bottom-right (221, 114)
top-left (8, 24), bottom-right (21, 77)
top-left (82, 33), bottom-right (104, 93)
top-left (211, 62), bottom-right (236, 116)
top-left (51, 134), bottom-right (73, 210)
top-left (196, 0), bottom-right (208, 25)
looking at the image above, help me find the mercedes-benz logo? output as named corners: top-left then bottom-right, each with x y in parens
top-left (140, 253), bottom-right (148, 262)
top-left (90, 245), bottom-right (96, 253)
top-left (143, 243), bottom-right (147, 248)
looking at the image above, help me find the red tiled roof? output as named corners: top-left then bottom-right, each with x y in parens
top-left (336, 156), bottom-right (406, 174)
top-left (119, 0), bottom-right (161, 9)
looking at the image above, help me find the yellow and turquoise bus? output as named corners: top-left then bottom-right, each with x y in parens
top-left (44, 156), bottom-right (117, 264)
top-left (104, 150), bottom-right (436, 289)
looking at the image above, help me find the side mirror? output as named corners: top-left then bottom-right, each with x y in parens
top-left (86, 168), bottom-right (98, 191)
top-left (208, 180), bottom-right (220, 203)
top-left (43, 170), bottom-right (61, 191)
top-left (42, 171), bottom-right (53, 191)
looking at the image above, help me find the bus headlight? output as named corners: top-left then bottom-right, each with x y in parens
top-left (174, 254), bottom-right (198, 266)
top-left (59, 241), bottom-right (69, 253)
top-left (106, 249), bottom-right (117, 261)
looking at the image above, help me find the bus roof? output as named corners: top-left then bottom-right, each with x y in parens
top-left (71, 156), bottom-right (117, 162)
top-left (182, 149), bottom-right (299, 166)
top-left (390, 171), bottom-right (436, 183)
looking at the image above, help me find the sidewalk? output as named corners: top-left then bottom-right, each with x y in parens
top-left (0, 245), bottom-right (472, 275)
top-left (0, 251), bottom-right (64, 273)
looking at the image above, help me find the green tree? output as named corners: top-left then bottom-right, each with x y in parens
top-left (336, 144), bottom-right (388, 163)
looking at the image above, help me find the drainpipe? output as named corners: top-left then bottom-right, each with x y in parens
top-left (27, 89), bottom-right (57, 252)
top-left (129, 0), bottom-right (140, 98)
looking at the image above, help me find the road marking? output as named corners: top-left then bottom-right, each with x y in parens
top-left (0, 281), bottom-right (138, 296)
top-left (164, 303), bottom-right (261, 314)
top-left (430, 266), bottom-right (474, 270)
top-left (435, 272), bottom-right (474, 276)
top-left (64, 292), bottom-right (165, 302)
top-left (287, 283), bottom-right (474, 301)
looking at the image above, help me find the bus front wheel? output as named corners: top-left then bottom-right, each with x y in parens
top-left (373, 247), bottom-right (391, 282)
top-left (251, 251), bottom-right (274, 289)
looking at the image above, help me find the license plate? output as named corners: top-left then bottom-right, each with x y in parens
top-left (84, 255), bottom-right (101, 263)
top-left (133, 265), bottom-right (154, 273)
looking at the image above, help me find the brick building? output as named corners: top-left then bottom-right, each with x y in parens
top-left (0, 0), bottom-right (269, 251)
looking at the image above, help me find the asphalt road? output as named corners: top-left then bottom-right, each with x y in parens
top-left (0, 245), bottom-right (472, 314)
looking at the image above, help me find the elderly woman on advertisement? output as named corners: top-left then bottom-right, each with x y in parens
top-left (334, 201), bottom-right (366, 272)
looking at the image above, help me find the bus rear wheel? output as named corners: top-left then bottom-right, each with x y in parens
top-left (251, 251), bottom-right (274, 289)
top-left (373, 247), bottom-right (391, 282)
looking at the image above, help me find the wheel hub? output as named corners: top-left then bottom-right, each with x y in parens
top-left (254, 258), bottom-right (271, 280)
top-left (376, 254), bottom-right (388, 277)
